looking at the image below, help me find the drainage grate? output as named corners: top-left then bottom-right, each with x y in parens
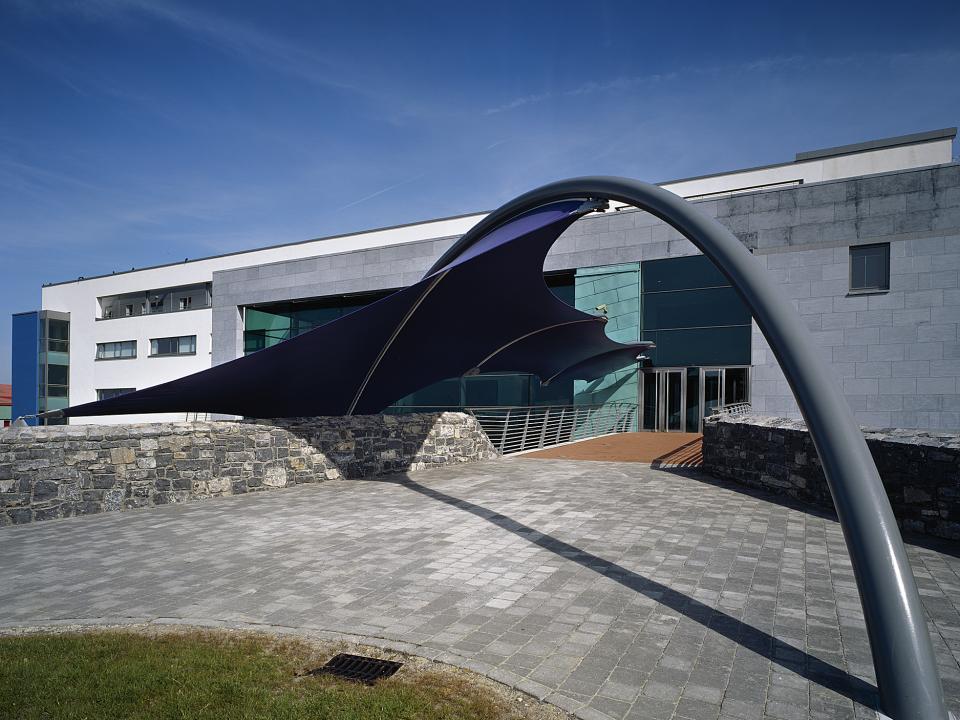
top-left (305, 653), bottom-right (403, 684)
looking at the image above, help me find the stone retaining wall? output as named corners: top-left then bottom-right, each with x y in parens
top-left (702, 415), bottom-right (960, 540)
top-left (0, 412), bottom-right (497, 526)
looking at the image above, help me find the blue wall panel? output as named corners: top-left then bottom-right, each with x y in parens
top-left (11, 311), bottom-right (39, 424)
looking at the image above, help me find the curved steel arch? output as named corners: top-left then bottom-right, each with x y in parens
top-left (428, 177), bottom-right (949, 720)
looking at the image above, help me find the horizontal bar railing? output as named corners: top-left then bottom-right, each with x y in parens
top-left (467, 403), bottom-right (638, 455)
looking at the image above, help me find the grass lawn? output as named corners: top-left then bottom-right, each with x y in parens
top-left (0, 631), bottom-right (542, 720)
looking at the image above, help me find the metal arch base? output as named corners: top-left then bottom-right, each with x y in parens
top-left (428, 177), bottom-right (949, 720)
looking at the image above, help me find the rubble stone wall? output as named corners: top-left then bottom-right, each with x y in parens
top-left (702, 415), bottom-right (960, 540)
top-left (0, 412), bottom-right (498, 526)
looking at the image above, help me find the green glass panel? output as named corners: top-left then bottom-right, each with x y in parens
top-left (45, 396), bottom-right (69, 411)
top-left (642, 326), bottom-right (751, 366)
top-left (397, 378), bottom-right (461, 409)
top-left (642, 286), bottom-right (750, 331)
top-left (46, 385), bottom-right (69, 398)
top-left (464, 374), bottom-right (529, 407)
top-left (47, 319), bottom-right (69, 341)
top-left (47, 364), bottom-right (69, 386)
top-left (293, 306), bottom-right (341, 329)
top-left (686, 367), bottom-right (700, 432)
top-left (531, 377), bottom-right (574, 405)
top-left (642, 255), bottom-right (729, 293)
top-left (245, 308), bottom-right (291, 333)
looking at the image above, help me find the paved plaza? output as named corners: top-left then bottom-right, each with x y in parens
top-left (1, 458), bottom-right (958, 720)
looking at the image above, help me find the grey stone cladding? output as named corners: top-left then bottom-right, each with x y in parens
top-left (212, 163), bottom-right (960, 430)
top-left (0, 412), bottom-right (498, 526)
top-left (701, 415), bottom-right (960, 540)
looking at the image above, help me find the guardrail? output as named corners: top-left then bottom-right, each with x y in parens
top-left (709, 402), bottom-right (752, 419)
top-left (467, 403), bottom-right (637, 455)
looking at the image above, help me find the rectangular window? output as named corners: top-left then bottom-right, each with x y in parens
top-left (150, 335), bottom-right (196, 356)
top-left (98, 282), bottom-right (211, 320)
top-left (849, 243), bottom-right (890, 293)
top-left (97, 388), bottom-right (136, 401)
top-left (96, 340), bottom-right (137, 360)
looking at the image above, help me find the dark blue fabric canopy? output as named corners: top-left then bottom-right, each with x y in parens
top-left (62, 200), bottom-right (652, 418)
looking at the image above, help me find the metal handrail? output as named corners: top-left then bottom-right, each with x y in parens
top-left (709, 402), bottom-right (752, 419)
top-left (467, 402), bottom-right (637, 455)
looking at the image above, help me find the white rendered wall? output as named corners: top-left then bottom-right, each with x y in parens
top-left (664, 138), bottom-right (952, 198)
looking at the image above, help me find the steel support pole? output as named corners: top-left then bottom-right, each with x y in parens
top-left (427, 177), bottom-right (948, 720)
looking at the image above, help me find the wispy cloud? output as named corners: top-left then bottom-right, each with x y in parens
top-left (481, 51), bottom-right (958, 116)
top-left (336, 174), bottom-right (426, 212)
top-left (9, 0), bottom-right (367, 97)
top-left (484, 91), bottom-right (553, 116)
top-left (483, 70), bottom-right (679, 115)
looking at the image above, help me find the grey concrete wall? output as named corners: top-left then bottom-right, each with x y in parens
top-left (702, 415), bottom-right (960, 540)
top-left (743, 167), bottom-right (960, 429)
top-left (0, 412), bottom-right (498, 526)
top-left (211, 163), bottom-right (960, 430)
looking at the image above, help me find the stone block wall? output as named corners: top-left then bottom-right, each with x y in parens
top-left (702, 415), bottom-right (960, 540)
top-left (0, 412), bottom-right (498, 527)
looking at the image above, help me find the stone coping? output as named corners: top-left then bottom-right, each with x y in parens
top-left (707, 414), bottom-right (960, 449)
top-left (0, 412), bottom-right (470, 443)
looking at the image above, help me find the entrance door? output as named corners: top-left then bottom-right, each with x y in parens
top-left (641, 366), bottom-right (751, 432)
top-left (703, 369), bottom-right (722, 420)
top-left (664, 370), bottom-right (683, 431)
top-left (640, 369), bottom-right (685, 432)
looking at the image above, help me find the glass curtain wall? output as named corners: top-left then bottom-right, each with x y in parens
top-left (39, 313), bottom-right (70, 424)
top-left (640, 255), bottom-right (751, 367)
top-left (242, 274), bottom-right (576, 410)
top-left (243, 291), bottom-right (394, 354)
top-left (637, 255), bottom-right (752, 432)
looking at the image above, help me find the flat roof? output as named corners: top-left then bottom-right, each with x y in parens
top-left (795, 127), bottom-right (956, 162)
top-left (41, 127), bottom-right (958, 288)
top-left (656, 127), bottom-right (957, 186)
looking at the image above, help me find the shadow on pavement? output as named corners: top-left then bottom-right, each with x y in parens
top-left (379, 472), bottom-right (879, 709)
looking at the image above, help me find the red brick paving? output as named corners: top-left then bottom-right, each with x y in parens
top-left (519, 432), bottom-right (703, 466)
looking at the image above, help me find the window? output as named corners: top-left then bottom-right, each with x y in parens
top-left (97, 388), bottom-right (136, 401)
top-left (96, 340), bottom-right (137, 360)
top-left (850, 243), bottom-right (889, 293)
top-left (150, 335), bottom-right (196, 356)
top-left (98, 282), bottom-right (212, 320)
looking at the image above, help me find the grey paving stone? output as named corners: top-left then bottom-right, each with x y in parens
top-left (0, 457), bottom-right (958, 720)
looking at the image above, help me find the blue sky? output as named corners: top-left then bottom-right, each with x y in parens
top-left (1, 0), bottom-right (959, 383)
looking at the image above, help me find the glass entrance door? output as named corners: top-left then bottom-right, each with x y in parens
top-left (664, 370), bottom-right (683, 431)
top-left (639, 368), bottom-right (686, 432)
top-left (641, 366), bottom-right (751, 432)
top-left (703, 369), bottom-right (722, 420)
